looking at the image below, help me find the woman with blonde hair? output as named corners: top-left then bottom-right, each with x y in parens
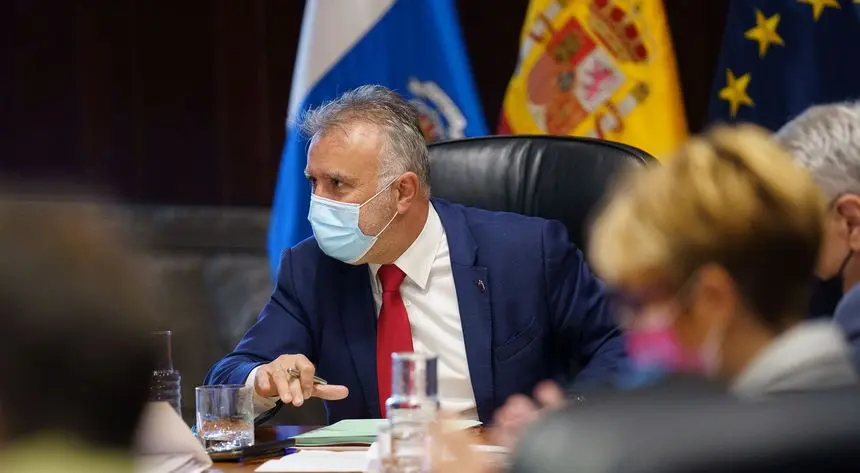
top-left (432, 126), bottom-right (860, 473)
top-left (589, 124), bottom-right (857, 397)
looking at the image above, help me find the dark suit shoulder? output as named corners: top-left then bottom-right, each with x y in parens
top-left (835, 284), bottom-right (860, 338)
top-left (291, 236), bottom-right (323, 257)
top-left (271, 236), bottom-right (326, 284)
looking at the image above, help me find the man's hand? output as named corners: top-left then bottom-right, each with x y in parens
top-left (490, 380), bottom-right (566, 450)
top-left (254, 354), bottom-right (349, 407)
top-left (429, 415), bottom-right (496, 473)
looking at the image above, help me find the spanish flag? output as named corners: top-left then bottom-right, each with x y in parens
top-left (498, 0), bottom-right (687, 159)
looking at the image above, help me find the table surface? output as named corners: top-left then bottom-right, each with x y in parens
top-left (207, 425), bottom-right (488, 473)
top-left (208, 426), bottom-right (317, 473)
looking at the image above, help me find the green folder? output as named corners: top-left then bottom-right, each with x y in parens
top-left (291, 419), bottom-right (482, 447)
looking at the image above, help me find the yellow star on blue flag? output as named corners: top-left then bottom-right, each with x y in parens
top-left (798, 0), bottom-right (841, 21)
top-left (708, 0), bottom-right (860, 130)
top-left (744, 10), bottom-right (784, 57)
top-left (719, 69), bottom-right (754, 118)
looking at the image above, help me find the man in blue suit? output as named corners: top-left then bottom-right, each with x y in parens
top-left (775, 102), bottom-right (860, 374)
top-left (205, 85), bottom-right (625, 424)
top-left (775, 102), bottom-right (860, 319)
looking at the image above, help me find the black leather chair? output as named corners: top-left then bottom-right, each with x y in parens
top-left (427, 135), bottom-right (656, 251)
top-left (511, 385), bottom-right (860, 473)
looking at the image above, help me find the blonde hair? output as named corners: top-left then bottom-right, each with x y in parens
top-left (589, 124), bottom-right (826, 322)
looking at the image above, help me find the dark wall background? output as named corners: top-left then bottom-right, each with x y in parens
top-left (1, 0), bottom-right (728, 207)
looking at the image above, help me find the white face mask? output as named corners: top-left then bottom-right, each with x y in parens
top-left (623, 275), bottom-right (729, 380)
top-left (307, 179), bottom-right (398, 264)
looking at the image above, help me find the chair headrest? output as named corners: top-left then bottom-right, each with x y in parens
top-left (511, 386), bottom-right (860, 473)
top-left (428, 135), bottom-right (655, 250)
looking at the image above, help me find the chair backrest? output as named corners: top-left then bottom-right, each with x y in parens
top-left (512, 385), bottom-right (860, 473)
top-left (427, 135), bottom-right (656, 251)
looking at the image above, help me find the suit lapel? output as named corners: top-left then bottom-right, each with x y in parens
top-left (433, 199), bottom-right (495, 423)
top-left (336, 263), bottom-right (380, 417)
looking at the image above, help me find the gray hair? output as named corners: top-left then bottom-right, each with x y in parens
top-left (775, 101), bottom-right (860, 200)
top-left (298, 85), bottom-right (431, 193)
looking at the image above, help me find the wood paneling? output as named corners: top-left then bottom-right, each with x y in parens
top-left (0, 0), bottom-right (727, 206)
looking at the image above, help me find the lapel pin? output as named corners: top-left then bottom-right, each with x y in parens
top-left (475, 279), bottom-right (486, 293)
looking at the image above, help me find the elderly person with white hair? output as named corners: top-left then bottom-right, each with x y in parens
top-left (775, 101), bottom-right (860, 367)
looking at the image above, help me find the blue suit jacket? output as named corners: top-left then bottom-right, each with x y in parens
top-left (834, 284), bottom-right (860, 373)
top-left (205, 198), bottom-right (625, 423)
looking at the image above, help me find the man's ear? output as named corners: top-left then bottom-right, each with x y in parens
top-left (395, 172), bottom-right (421, 212)
top-left (835, 194), bottom-right (860, 250)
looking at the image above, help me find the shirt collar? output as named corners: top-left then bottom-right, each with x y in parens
top-left (370, 203), bottom-right (443, 291)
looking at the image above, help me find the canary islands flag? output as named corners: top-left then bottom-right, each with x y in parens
top-left (707, 0), bottom-right (860, 130)
top-left (268, 0), bottom-right (488, 277)
top-left (498, 0), bottom-right (688, 159)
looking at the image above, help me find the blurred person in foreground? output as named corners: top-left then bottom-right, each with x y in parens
top-left (488, 124), bottom-right (859, 452)
top-left (0, 195), bottom-right (161, 472)
top-left (588, 124), bottom-right (857, 396)
top-left (774, 102), bottom-right (860, 359)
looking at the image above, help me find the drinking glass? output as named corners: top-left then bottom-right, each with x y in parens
top-left (385, 352), bottom-right (439, 473)
top-left (371, 423), bottom-right (394, 473)
top-left (385, 352), bottom-right (439, 418)
top-left (195, 385), bottom-right (255, 453)
top-left (149, 330), bottom-right (182, 414)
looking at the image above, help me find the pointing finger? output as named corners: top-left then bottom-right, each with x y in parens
top-left (313, 384), bottom-right (349, 400)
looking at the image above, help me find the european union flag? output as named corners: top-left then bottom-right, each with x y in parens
top-left (268, 0), bottom-right (488, 278)
top-left (707, 0), bottom-right (860, 130)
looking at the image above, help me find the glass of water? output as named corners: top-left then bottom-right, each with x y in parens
top-left (149, 330), bottom-right (181, 414)
top-left (195, 385), bottom-right (254, 453)
top-left (384, 353), bottom-right (439, 473)
top-left (371, 423), bottom-right (394, 473)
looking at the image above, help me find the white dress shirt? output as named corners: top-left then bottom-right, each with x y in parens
top-left (368, 203), bottom-right (476, 417)
top-left (247, 203), bottom-right (476, 417)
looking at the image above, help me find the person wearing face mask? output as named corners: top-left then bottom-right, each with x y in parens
top-left (774, 103), bottom-right (860, 368)
top-left (428, 126), bottom-right (859, 473)
top-left (588, 124), bottom-right (858, 399)
top-left (489, 123), bottom-right (860, 451)
top-left (205, 85), bottom-right (626, 424)
top-left (484, 123), bottom-right (860, 460)
top-left (774, 102), bottom-right (860, 320)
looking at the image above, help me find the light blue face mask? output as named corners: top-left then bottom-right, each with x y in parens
top-left (307, 180), bottom-right (398, 264)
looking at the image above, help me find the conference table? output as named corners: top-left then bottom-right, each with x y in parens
top-left (208, 426), bottom-right (317, 473)
top-left (207, 425), bottom-right (490, 473)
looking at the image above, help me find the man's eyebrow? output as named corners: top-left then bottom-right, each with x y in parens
top-left (305, 169), bottom-right (355, 183)
top-left (327, 170), bottom-right (352, 182)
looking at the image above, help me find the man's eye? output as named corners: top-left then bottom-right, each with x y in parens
top-left (331, 178), bottom-right (343, 188)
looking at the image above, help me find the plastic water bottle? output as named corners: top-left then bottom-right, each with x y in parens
top-left (385, 353), bottom-right (439, 473)
top-left (149, 330), bottom-right (182, 414)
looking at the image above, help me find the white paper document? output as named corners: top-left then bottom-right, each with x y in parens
top-left (136, 454), bottom-right (206, 473)
top-left (255, 441), bottom-right (506, 472)
top-left (133, 402), bottom-right (213, 473)
top-left (255, 450), bottom-right (370, 472)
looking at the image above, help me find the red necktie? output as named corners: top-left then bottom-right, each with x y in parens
top-left (376, 264), bottom-right (413, 417)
